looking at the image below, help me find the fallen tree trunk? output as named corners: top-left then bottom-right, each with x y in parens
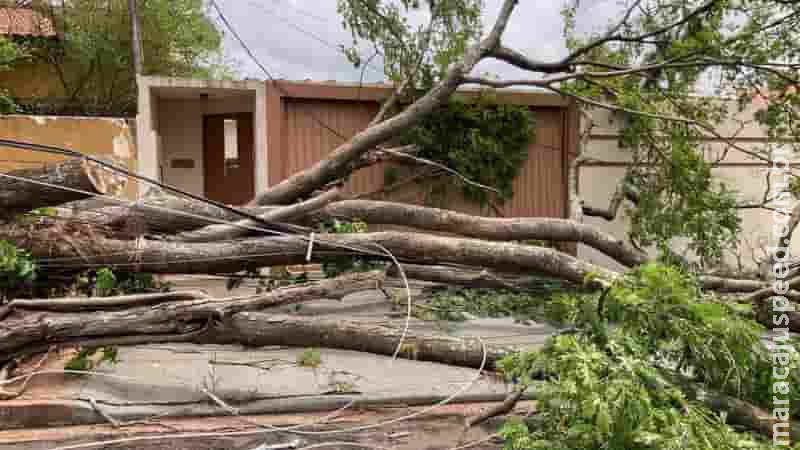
top-left (0, 157), bottom-right (127, 215)
top-left (0, 272), bottom-right (511, 369)
top-left (0, 392), bottom-right (535, 431)
top-left (83, 196), bottom-right (645, 268)
top-left (312, 200), bottom-right (648, 267)
top-left (61, 190), bottom-right (273, 235)
top-left (173, 188), bottom-right (341, 242)
top-left (8, 226), bottom-right (618, 286)
top-left (659, 370), bottom-right (800, 443)
top-left (223, 312), bottom-right (512, 369)
top-left (388, 264), bottom-right (577, 291)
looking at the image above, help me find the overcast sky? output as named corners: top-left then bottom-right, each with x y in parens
top-left (210, 0), bottom-right (620, 83)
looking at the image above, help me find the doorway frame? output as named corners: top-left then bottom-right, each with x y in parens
top-left (202, 112), bottom-right (256, 204)
top-left (136, 76), bottom-right (268, 199)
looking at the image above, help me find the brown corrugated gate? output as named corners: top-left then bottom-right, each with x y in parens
top-left (266, 81), bottom-right (576, 219)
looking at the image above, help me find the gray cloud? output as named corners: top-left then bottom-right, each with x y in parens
top-left (213, 0), bottom-right (624, 83)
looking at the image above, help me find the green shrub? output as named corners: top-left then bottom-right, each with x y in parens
top-left (401, 93), bottom-right (535, 205)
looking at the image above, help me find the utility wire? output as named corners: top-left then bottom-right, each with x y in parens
top-left (241, 0), bottom-right (384, 75)
top-left (0, 139), bottom-right (305, 235)
top-left (0, 169), bottom-right (404, 262)
top-left (209, 0), bottom-right (355, 143)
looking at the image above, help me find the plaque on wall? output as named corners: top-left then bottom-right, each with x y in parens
top-left (171, 159), bottom-right (195, 169)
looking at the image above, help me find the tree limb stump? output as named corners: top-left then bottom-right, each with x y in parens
top-left (0, 157), bottom-right (127, 214)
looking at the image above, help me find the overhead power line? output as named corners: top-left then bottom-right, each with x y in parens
top-left (241, 0), bottom-right (383, 75)
top-left (0, 139), bottom-right (305, 235)
top-left (208, 0), bottom-right (381, 142)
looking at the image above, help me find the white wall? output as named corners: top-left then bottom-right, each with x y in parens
top-left (578, 99), bottom-right (796, 272)
top-left (156, 95), bottom-right (255, 196)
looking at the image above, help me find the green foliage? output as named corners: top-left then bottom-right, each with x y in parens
top-left (400, 94), bottom-right (535, 204)
top-left (89, 267), bottom-right (171, 297)
top-left (419, 285), bottom-right (576, 323)
top-left (0, 37), bottom-right (21, 113)
top-left (65, 346), bottom-right (120, 373)
top-left (624, 116), bottom-right (740, 265)
top-left (321, 218), bottom-right (369, 235)
top-left (337, 0), bottom-right (483, 87)
top-left (556, 0), bottom-right (800, 265)
top-left (25, 0), bottom-right (227, 113)
top-left (93, 267), bottom-right (116, 297)
top-left (317, 219), bottom-right (384, 277)
top-left (497, 264), bottom-right (791, 450)
top-left (500, 335), bottom-right (774, 450)
top-left (0, 240), bottom-right (37, 301)
top-left (296, 348), bottom-right (322, 369)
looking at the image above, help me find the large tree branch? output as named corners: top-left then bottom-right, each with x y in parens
top-left (314, 200), bottom-right (648, 267)
top-left (157, 199), bottom-right (646, 267)
top-left (172, 188), bottom-right (342, 243)
top-left (0, 272), bottom-right (510, 370)
top-left (560, 0), bottom-right (718, 65)
top-left (250, 0), bottom-right (519, 206)
top-left (7, 226), bottom-right (618, 287)
top-left (488, 45), bottom-right (572, 74)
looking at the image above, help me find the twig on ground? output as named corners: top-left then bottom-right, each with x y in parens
top-left (87, 396), bottom-right (121, 428)
top-left (465, 387), bottom-right (526, 428)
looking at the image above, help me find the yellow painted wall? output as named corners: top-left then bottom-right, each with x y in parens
top-left (0, 115), bottom-right (137, 199)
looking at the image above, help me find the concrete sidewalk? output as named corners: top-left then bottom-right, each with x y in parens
top-left (4, 277), bottom-right (557, 431)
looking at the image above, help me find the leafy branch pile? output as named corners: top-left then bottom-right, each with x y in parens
top-left (496, 264), bottom-right (798, 449)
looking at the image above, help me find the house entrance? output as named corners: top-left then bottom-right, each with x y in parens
top-left (203, 112), bottom-right (255, 205)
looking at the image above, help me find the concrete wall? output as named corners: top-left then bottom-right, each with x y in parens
top-left (156, 95), bottom-right (255, 196)
top-left (0, 114), bottom-right (137, 199)
top-left (578, 100), bottom-right (789, 271)
top-left (136, 76), bottom-right (268, 199)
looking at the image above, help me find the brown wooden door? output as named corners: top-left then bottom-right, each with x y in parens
top-left (203, 113), bottom-right (255, 205)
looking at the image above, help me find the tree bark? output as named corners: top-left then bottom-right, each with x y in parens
top-left (313, 200), bottom-right (648, 267)
top-left (696, 275), bottom-right (771, 293)
top-left (173, 188), bottom-right (342, 242)
top-left (0, 157), bottom-right (127, 215)
top-left (83, 190), bottom-right (271, 235)
top-left (5, 290), bottom-right (210, 312)
top-left (388, 264), bottom-right (576, 291)
top-left (465, 387), bottom-right (526, 427)
top-left (659, 370), bottom-right (800, 442)
top-left (743, 275), bottom-right (800, 304)
top-left (223, 312), bottom-right (512, 369)
top-left (94, 197), bottom-right (646, 268)
top-left (0, 271), bottom-right (385, 358)
top-left (0, 271), bottom-right (512, 370)
top-left (7, 226), bottom-right (618, 286)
